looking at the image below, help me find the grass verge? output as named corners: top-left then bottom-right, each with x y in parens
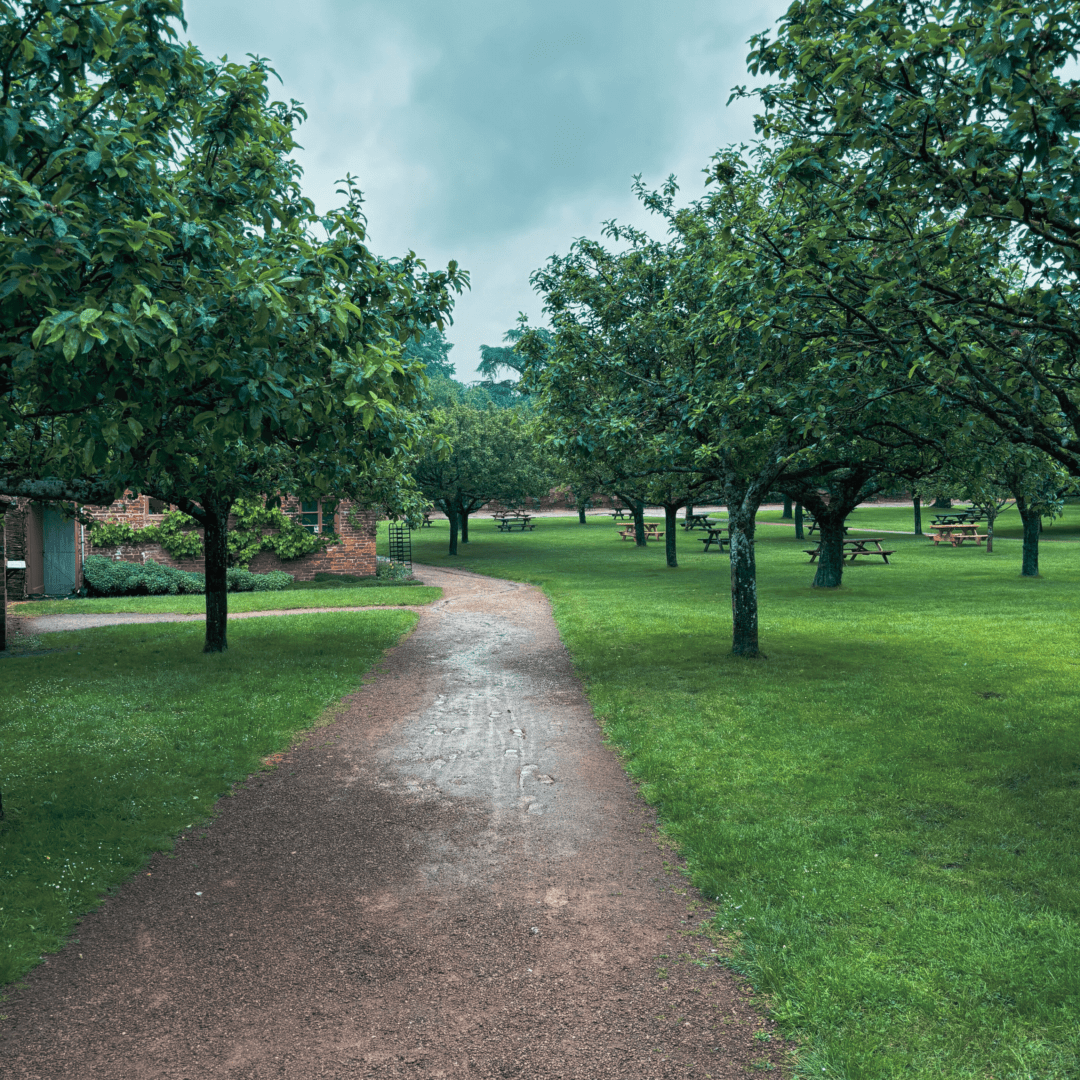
top-left (399, 514), bottom-right (1080, 1080)
top-left (9, 584), bottom-right (440, 617)
top-left (0, 610), bottom-right (416, 986)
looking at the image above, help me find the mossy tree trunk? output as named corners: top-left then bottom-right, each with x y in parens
top-left (619, 495), bottom-right (648, 548)
top-left (460, 510), bottom-right (469, 543)
top-left (200, 494), bottom-right (234, 654)
top-left (913, 495), bottom-right (922, 536)
top-left (447, 509), bottom-right (459, 555)
top-left (794, 502), bottom-right (804, 540)
top-left (782, 495), bottom-right (793, 520)
top-left (812, 514), bottom-right (847, 588)
top-left (664, 504), bottom-right (678, 567)
top-left (727, 504), bottom-right (760, 656)
top-left (578, 506), bottom-right (587, 524)
top-left (1016, 497), bottom-right (1041, 577)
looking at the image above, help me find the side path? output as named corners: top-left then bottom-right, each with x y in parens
top-left (0, 566), bottom-right (785, 1079)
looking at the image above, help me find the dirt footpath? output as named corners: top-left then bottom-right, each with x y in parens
top-left (0, 566), bottom-right (785, 1078)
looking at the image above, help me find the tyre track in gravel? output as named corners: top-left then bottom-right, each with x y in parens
top-left (0, 565), bottom-right (786, 1079)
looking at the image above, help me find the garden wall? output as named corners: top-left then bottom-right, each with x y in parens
top-left (3, 495), bottom-right (378, 599)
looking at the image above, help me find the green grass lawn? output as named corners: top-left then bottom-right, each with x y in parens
top-left (756, 499), bottom-right (1080, 541)
top-left (10, 584), bottom-right (440, 617)
top-left (396, 514), bottom-right (1080, 1080)
top-left (0, 611), bottom-right (416, 987)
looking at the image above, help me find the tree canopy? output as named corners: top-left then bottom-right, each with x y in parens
top-left (0, 0), bottom-right (466, 650)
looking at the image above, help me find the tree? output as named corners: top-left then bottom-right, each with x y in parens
top-left (521, 173), bottom-right (848, 656)
top-left (411, 401), bottom-right (553, 555)
top-left (939, 431), bottom-right (1068, 573)
top-left (741, 0), bottom-right (1080, 480)
top-left (404, 326), bottom-right (456, 378)
top-left (0, 3), bottom-right (466, 652)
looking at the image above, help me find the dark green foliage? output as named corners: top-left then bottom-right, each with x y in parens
top-left (81, 555), bottom-right (291, 597)
top-left (88, 512), bottom-right (203, 561)
top-left (404, 326), bottom-right (456, 378)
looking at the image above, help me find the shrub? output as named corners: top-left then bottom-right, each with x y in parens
top-left (82, 556), bottom-right (203, 597)
top-left (82, 556), bottom-right (293, 597)
top-left (225, 568), bottom-right (293, 592)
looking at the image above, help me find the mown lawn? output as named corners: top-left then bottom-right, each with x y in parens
top-left (9, 584), bottom-right (439, 617)
top-left (397, 512), bottom-right (1080, 1080)
top-left (0, 610), bottom-right (418, 987)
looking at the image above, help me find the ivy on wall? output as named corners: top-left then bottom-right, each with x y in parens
top-left (89, 511), bottom-right (204, 560)
top-left (88, 500), bottom-right (340, 568)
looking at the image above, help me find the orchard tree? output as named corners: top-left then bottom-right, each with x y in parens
top-left (521, 175), bottom-right (844, 656)
top-left (741, 0), bottom-right (1080, 479)
top-left (0, 2), bottom-right (466, 652)
top-left (411, 401), bottom-right (553, 555)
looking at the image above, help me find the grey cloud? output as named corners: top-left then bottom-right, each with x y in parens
top-left (183, 0), bottom-right (789, 378)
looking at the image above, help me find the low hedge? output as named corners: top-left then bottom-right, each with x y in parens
top-left (83, 556), bottom-right (292, 597)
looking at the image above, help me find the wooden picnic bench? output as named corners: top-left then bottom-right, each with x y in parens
top-left (698, 526), bottom-right (730, 552)
top-left (419, 511), bottom-right (437, 527)
top-left (682, 513), bottom-right (715, 530)
top-left (930, 509), bottom-right (983, 527)
top-left (618, 523), bottom-right (663, 541)
top-left (806, 538), bottom-right (895, 563)
top-left (929, 523), bottom-right (987, 546)
top-left (497, 514), bottom-right (535, 532)
top-left (804, 513), bottom-right (849, 537)
top-left (609, 508), bottom-right (632, 522)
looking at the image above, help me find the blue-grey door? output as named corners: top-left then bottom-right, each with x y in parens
top-left (42, 507), bottom-right (77, 595)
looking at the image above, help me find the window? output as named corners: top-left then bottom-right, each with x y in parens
top-left (300, 500), bottom-right (322, 534)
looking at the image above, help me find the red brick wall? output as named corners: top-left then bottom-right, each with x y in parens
top-left (5, 495), bottom-right (378, 598)
top-left (88, 499), bottom-right (378, 581)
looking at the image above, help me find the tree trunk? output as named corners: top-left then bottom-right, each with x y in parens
top-left (664, 504), bottom-right (678, 568)
top-left (685, 500), bottom-right (694, 522)
top-left (202, 497), bottom-right (233, 654)
top-left (727, 509), bottom-right (760, 657)
top-left (0, 508), bottom-right (6, 653)
top-left (633, 501), bottom-right (647, 547)
top-left (913, 495), bottom-right (922, 536)
top-left (794, 503), bottom-right (804, 540)
top-left (1018, 502), bottom-right (1040, 577)
top-left (985, 510), bottom-right (996, 554)
top-left (578, 506), bottom-right (587, 524)
top-left (782, 495), bottom-right (793, 520)
top-left (447, 510), bottom-right (459, 556)
top-left (812, 515), bottom-right (846, 588)
top-left (461, 511), bottom-right (469, 543)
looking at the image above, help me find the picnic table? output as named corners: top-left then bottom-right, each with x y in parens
top-left (618, 523), bottom-right (663, 541)
top-left (419, 511), bottom-right (437, 527)
top-left (609, 508), bottom-right (632, 522)
top-left (682, 513), bottom-right (715, 530)
top-left (804, 513), bottom-right (849, 536)
top-left (929, 522), bottom-right (986, 546)
top-left (496, 511), bottom-right (535, 532)
top-left (805, 537), bottom-right (896, 563)
top-left (930, 509), bottom-right (984, 527)
top-left (698, 525), bottom-right (730, 552)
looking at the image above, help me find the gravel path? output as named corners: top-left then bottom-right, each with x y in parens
top-left (0, 565), bottom-right (783, 1078)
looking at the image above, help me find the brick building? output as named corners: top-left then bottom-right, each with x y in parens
top-left (2, 495), bottom-right (378, 599)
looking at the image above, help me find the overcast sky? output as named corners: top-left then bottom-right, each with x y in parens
top-left (183, 0), bottom-right (789, 382)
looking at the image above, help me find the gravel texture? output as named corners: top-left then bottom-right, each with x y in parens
top-left (0, 565), bottom-right (786, 1078)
